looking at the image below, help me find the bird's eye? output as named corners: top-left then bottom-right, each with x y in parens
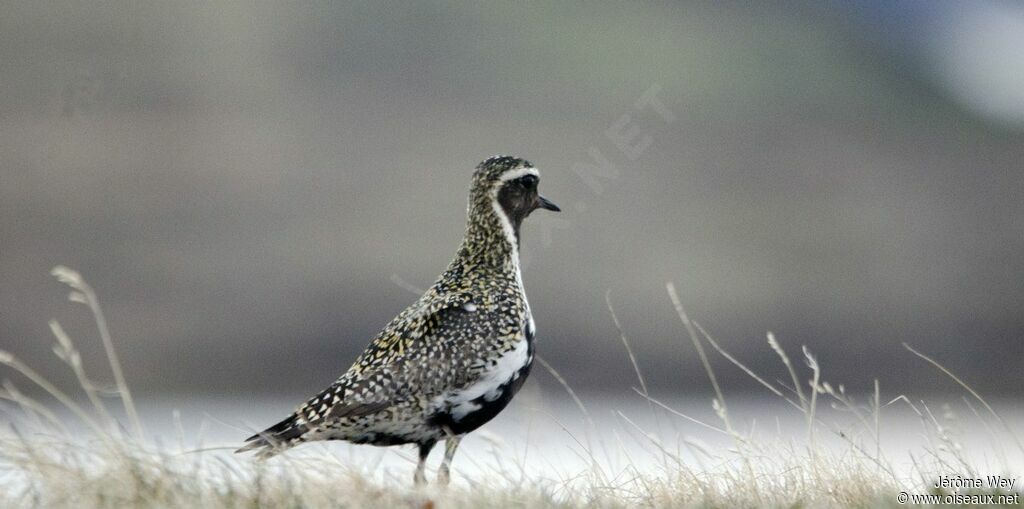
top-left (518, 175), bottom-right (538, 189)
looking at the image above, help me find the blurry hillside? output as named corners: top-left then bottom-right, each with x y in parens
top-left (2, 1), bottom-right (1022, 398)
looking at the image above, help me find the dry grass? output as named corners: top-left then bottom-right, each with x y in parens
top-left (0, 268), bottom-right (1021, 508)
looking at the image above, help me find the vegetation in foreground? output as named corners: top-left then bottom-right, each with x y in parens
top-left (0, 267), bottom-right (1021, 508)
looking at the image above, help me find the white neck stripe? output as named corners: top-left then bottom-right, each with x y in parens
top-left (489, 194), bottom-right (519, 255)
top-left (489, 193), bottom-right (530, 315)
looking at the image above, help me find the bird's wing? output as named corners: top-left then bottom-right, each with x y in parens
top-left (354, 290), bottom-right (478, 367)
top-left (339, 290), bottom-right (486, 397)
top-left (239, 291), bottom-right (485, 453)
top-left (237, 398), bottom-right (388, 455)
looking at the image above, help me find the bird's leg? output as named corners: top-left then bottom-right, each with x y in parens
top-left (414, 440), bottom-right (436, 486)
top-left (437, 435), bottom-right (461, 485)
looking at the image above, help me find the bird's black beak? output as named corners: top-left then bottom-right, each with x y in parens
top-left (536, 195), bottom-right (561, 212)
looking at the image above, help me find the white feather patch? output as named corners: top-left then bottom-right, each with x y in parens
top-left (446, 337), bottom-right (530, 420)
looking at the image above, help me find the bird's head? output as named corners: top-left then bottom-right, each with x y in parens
top-left (469, 156), bottom-right (560, 244)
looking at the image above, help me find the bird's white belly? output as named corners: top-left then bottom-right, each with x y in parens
top-left (444, 335), bottom-right (531, 421)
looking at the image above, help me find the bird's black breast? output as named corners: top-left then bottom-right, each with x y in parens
top-left (428, 321), bottom-right (535, 435)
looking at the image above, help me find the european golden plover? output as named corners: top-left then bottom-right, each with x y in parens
top-left (237, 156), bottom-right (560, 485)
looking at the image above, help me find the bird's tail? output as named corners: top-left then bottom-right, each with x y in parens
top-left (236, 413), bottom-right (308, 459)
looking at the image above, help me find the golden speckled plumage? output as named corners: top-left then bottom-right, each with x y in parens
top-left (237, 156), bottom-right (559, 485)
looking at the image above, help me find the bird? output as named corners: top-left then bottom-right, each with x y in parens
top-left (237, 155), bottom-right (561, 485)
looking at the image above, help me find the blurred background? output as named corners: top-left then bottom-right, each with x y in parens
top-left (2, 0), bottom-right (1023, 409)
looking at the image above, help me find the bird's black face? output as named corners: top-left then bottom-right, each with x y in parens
top-left (497, 173), bottom-right (560, 237)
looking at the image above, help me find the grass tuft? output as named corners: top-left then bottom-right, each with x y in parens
top-left (0, 269), bottom-right (1020, 507)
